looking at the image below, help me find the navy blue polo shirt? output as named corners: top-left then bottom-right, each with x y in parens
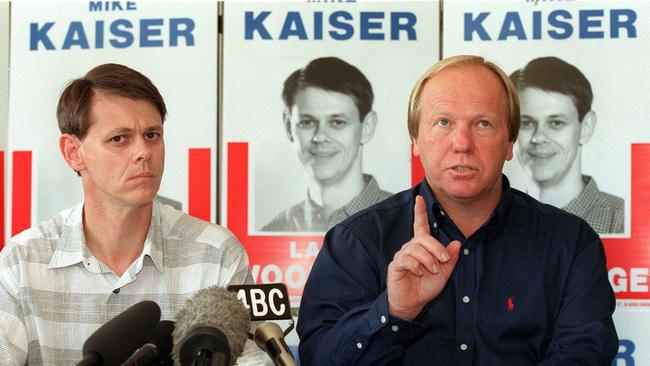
top-left (297, 177), bottom-right (617, 365)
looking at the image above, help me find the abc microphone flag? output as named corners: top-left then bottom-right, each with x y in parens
top-left (228, 283), bottom-right (296, 366)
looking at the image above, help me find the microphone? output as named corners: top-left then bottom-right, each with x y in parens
top-left (121, 320), bottom-right (175, 366)
top-left (253, 322), bottom-right (295, 366)
top-left (76, 300), bottom-right (161, 366)
top-left (227, 283), bottom-right (296, 366)
top-left (172, 286), bottom-right (250, 366)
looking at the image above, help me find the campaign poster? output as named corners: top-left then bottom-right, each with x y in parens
top-left (0, 1), bottom-right (8, 246)
top-left (221, 1), bottom-right (440, 308)
top-left (443, 0), bottom-right (650, 363)
top-left (7, 0), bottom-right (219, 244)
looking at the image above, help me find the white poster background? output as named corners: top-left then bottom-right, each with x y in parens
top-left (222, 1), bottom-right (439, 231)
top-left (8, 0), bottom-right (218, 235)
top-left (0, 1), bottom-right (9, 246)
top-left (0, 1), bottom-right (8, 152)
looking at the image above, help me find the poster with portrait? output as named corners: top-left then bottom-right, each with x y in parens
top-left (221, 1), bottom-right (439, 307)
top-left (0, 1), bottom-right (8, 246)
top-left (442, 0), bottom-right (650, 363)
top-left (6, 1), bottom-right (219, 244)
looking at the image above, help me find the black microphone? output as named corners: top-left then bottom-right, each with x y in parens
top-left (76, 300), bottom-right (161, 366)
top-left (172, 286), bottom-right (251, 366)
top-left (121, 320), bottom-right (175, 366)
top-left (227, 283), bottom-right (296, 366)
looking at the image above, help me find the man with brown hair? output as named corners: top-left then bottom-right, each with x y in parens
top-left (0, 64), bottom-right (268, 365)
top-left (298, 55), bottom-right (617, 365)
top-left (262, 57), bottom-right (391, 233)
top-left (510, 56), bottom-right (624, 234)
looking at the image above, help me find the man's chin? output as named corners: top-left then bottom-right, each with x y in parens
top-left (529, 170), bottom-right (560, 186)
top-left (308, 168), bottom-right (341, 184)
top-left (123, 189), bottom-right (159, 207)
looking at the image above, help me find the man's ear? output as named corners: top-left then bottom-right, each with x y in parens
top-left (283, 109), bottom-right (293, 142)
top-left (360, 110), bottom-right (378, 145)
top-left (579, 110), bottom-right (597, 145)
top-left (59, 134), bottom-right (85, 173)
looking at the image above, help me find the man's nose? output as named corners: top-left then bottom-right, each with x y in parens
top-left (451, 125), bottom-right (474, 153)
top-left (132, 138), bottom-right (152, 162)
top-left (311, 123), bottom-right (331, 143)
top-left (530, 124), bottom-right (549, 144)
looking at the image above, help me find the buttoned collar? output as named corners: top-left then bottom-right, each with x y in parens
top-left (418, 175), bottom-right (512, 240)
top-left (303, 174), bottom-right (384, 228)
top-left (562, 175), bottom-right (598, 218)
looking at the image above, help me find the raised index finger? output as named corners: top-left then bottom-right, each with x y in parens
top-left (413, 195), bottom-right (430, 236)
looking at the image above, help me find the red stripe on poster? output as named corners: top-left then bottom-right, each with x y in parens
top-left (0, 151), bottom-right (4, 249)
top-left (12, 151), bottom-right (31, 236)
top-left (603, 143), bottom-right (650, 299)
top-left (227, 143), bottom-right (249, 237)
top-left (188, 148), bottom-right (211, 222)
top-left (411, 148), bottom-right (424, 186)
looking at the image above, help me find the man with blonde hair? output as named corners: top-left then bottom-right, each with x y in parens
top-left (297, 55), bottom-right (617, 365)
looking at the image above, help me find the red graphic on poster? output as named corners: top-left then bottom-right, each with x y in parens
top-left (11, 151), bottom-right (31, 237)
top-left (189, 148), bottom-right (211, 222)
top-left (603, 144), bottom-right (650, 299)
top-left (0, 151), bottom-right (4, 248)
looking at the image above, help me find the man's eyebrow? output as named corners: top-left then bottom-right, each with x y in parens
top-left (546, 113), bottom-right (570, 119)
top-left (105, 124), bottom-right (163, 135)
top-left (327, 113), bottom-right (351, 119)
top-left (106, 127), bottom-right (134, 135)
top-left (144, 125), bottom-right (163, 132)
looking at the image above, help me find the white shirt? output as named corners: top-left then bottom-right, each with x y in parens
top-left (0, 199), bottom-right (270, 365)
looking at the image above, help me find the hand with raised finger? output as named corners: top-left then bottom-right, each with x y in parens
top-left (387, 195), bottom-right (461, 321)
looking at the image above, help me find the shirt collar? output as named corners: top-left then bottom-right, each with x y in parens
top-left (303, 174), bottom-right (382, 229)
top-left (48, 199), bottom-right (165, 272)
top-left (48, 202), bottom-right (88, 269)
top-left (418, 175), bottom-right (512, 238)
top-left (562, 175), bottom-right (598, 218)
top-left (337, 174), bottom-right (382, 218)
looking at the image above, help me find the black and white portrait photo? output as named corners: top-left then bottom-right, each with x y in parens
top-left (510, 57), bottom-right (624, 234)
top-left (261, 57), bottom-right (392, 232)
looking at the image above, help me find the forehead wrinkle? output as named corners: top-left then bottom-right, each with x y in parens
top-left (423, 81), bottom-right (508, 118)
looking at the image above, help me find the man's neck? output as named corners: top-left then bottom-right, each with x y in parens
top-left (433, 180), bottom-right (503, 238)
top-left (82, 199), bottom-right (153, 277)
top-left (537, 158), bottom-right (585, 208)
top-left (308, 172), bottom-right (366, 217)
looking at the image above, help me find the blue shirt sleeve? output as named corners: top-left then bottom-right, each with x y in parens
top-left (297, 224), bottom-right (428, 365)
top-left (544, 232), bottom-right (618, 365)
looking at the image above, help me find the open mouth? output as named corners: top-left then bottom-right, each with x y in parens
top-left (452, 166), bottom-right (474, 173)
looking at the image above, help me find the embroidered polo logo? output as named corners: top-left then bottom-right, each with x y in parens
top-left (507, 297), bottom-right (515, 312)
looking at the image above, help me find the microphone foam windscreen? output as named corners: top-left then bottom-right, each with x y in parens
top-left (82, 300), bottom-right (161, 365)
top-left (173, 286), bottom-right (251, 365)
